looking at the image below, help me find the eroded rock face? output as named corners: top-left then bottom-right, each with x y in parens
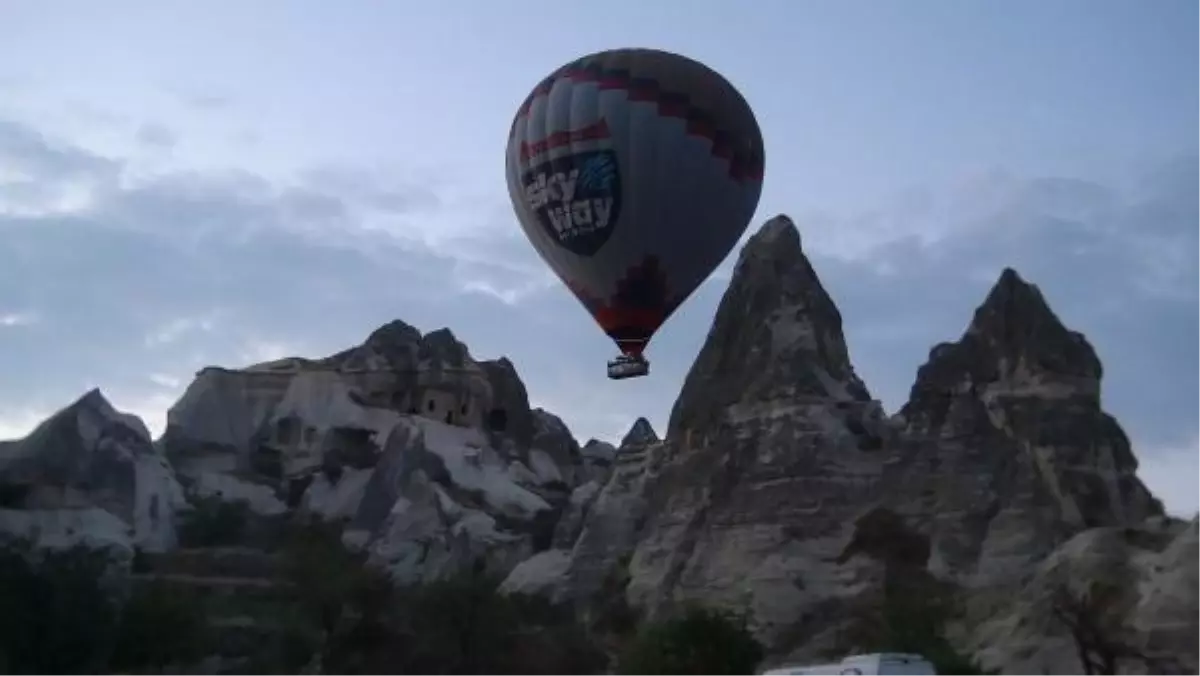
top-left (550, 215), bottom-right (1178, 669)
top-left (579, 439), bottom-right (617, 486)
top-left (667, 216), bottom-right (872, 442)
top-left (547, 417), bottom-right (668, 609)
top-left (4, 210), bottom-right (1188, 673)
top-left (0, 389), bottom-right (186, 552)
top-left (621, 418), bottom-right (659, 448)
top-left (163, 323), bottom-right (499, 483)
top-left (968, 518), bottom-right (1198, 674)
top-left (479, 358), bottom-right (536, 451)
top-left (529, 409), bottom-right (583, 489)
top-left (332, 415), bottom-right (555, 583)
top-left (1131, 519), bottom-right (1199, 673)
top-left (156, 321), bottom-right (584, 584)
top-left (622, 216), bottom-right (896, 647)
top-left (510, 421), bottom-right (660, 598)
top-left (893, 267), bottom-right (1162, 587)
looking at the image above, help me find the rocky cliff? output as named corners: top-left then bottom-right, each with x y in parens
top-left (1, 321), bottom-right (598, 588)
top-left (0, 214), bottom-right (1193, 674)
top-left (526, 215), bottom-right (1188, 673)
top-left (0, 389), bottom-right (187, 555)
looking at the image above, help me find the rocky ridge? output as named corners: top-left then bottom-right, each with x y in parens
top-left (532, 215), bottom-right (1188, 673)
top-left (1, 320), bottom-right (598, 587)
top-left (0, 214), bottom-right (1193, 674)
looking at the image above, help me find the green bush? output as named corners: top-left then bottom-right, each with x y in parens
top-left (591, 553), bottom-right (640, 638)
top-left (847, 575), bottom-right (996, 676)
top-left (177, 495), bottom-right (252, 547)
top-left (277, 519), bottom-right (388, 630)
top-left (240, 619), bottom-right (322, 676)
top-left (107, 579), bottom-right (212, 673)
top-left (314, 560), bottom-right (606, 675)
top-left (615, 604), bottom-right (764, 675)
top-left (263, 519), bottom-right (609, 674)
top-left (0, 542), bottom-right (119, 674)
top-left (216, 518), bottom-right (394, 674)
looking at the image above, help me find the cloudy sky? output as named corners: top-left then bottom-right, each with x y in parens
top-left (1, 1), bottom-right (1196, 514)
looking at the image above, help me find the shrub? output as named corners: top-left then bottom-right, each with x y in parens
top-left (0, 542), bottom-right (119, 674)
top-left (317, 561), bottom-right (605, 675)
top-left (221, 517), bottom-right (392, 674)
top-left (847, 574), bottom-right (996, 675)
top-left (277, 518), bottom-right (387, 630)
top-left (615, 604), bottom-right (764, 675)
top-left (107, 579), bottom-right (212, 673)
top-left (591, 553), bottom-right (640, 638)
top-left (177, 495), bottom-right (252, 547)
top-left (237, 519), bottom-right (607, 674)
top-left (130, 546), bottom-right (153, 573)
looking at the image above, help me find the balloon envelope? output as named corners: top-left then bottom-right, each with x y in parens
top-left (505, 48), bottom-right (765, 357)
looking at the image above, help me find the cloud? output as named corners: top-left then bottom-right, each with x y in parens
top-left (0, 407), bottom-right (51, 441)
top-left (103, 390), bottom-right (180, 438)
top-left (165, 84), bottom-right (233, 112)
top-left (236, 338), bottom-right (310, 366)
top-left (785, 156), bottom-right (1198, 515)
top-left (0, 115), bottom-right (563, 441)
top-left (0, 111), bottom-right (1193, 520)
top-left (0, 311), bottom-right (37, 327)
top-left (299, 165), bottom-right (442, 215)
top-left (135, 122), bottom-right (178, 149)
top-left (144, 313), bottom-right (221, 348)
top-left (0, 119), bottom-right (120, 216)
top-left (148, 373), bottom-right (182, 389)
top-left (1135, 437), bottom-right (1200, 518)
top-left (186, 94), bottom-right (231, 111)
top-left (822, 154), bottom-right (1196, 401)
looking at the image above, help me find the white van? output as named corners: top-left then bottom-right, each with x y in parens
top-left (760, 652), bottom-right (937, 675)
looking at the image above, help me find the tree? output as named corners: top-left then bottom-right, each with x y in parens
top-left (615, 604), bottom-right (764, 675)
top-left (843, 573), bottom-right (995, 675)
top-left (316, 557), bottom-right (609, 676)
top-left (107, 579), bottom-right (212, 673)
top-left (177, 495), bottom-right (252, 547)
top-left (0, 542), bottom-right (118, 674)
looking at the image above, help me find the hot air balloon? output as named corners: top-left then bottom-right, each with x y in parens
top-left (505, 48), bottom-right (765, 380)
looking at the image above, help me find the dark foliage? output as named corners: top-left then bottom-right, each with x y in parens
top-left (320, 564), bottom-right (606, 674)
top-left (845, 574), bottom-right (996, 675)
top-left (615, 604), bottom-right (764, 675)
top-left (107, 579), bottom-right (212, 673)
top-left (0, 542), bottom-right (119, 674)
top-left (177, 495), bottom-right (252, 547)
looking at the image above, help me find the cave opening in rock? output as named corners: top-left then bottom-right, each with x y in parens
top-left (487, 408), bottom-right (508, 432)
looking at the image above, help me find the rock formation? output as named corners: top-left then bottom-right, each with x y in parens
top-left (967, 516), bottom-right (1198, 674)
top-left (500, 416), bottom-right (665, 606)
top-left (622, 216), bottom-right (900, 650)
top-left (0, 389), bottom-right (187, 554)
top-left (1, 213), bottom-right (1193, 675)
top-left (891, 266), bottom-right (1162, 588)
top-left (156, 322), bottom-right (584, 584)
top-left (530, 215), bottom-right (1185, 674)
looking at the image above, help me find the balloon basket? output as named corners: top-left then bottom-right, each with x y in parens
top-left (607, 355), bottom-right (650, 380)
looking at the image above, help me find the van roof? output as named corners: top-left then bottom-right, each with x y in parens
top-left (845, 653), bottom-right (929, 662)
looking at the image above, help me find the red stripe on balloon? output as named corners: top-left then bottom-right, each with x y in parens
top-left (510, 71), bottom-right (762, 184)
top-left (564, 257), bottom-right (679, 356)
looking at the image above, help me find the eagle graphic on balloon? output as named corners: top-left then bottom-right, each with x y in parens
top-left (505, 48), bottom-right (765, 381)
top-left (577, 152), bottom-right (617, 194)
